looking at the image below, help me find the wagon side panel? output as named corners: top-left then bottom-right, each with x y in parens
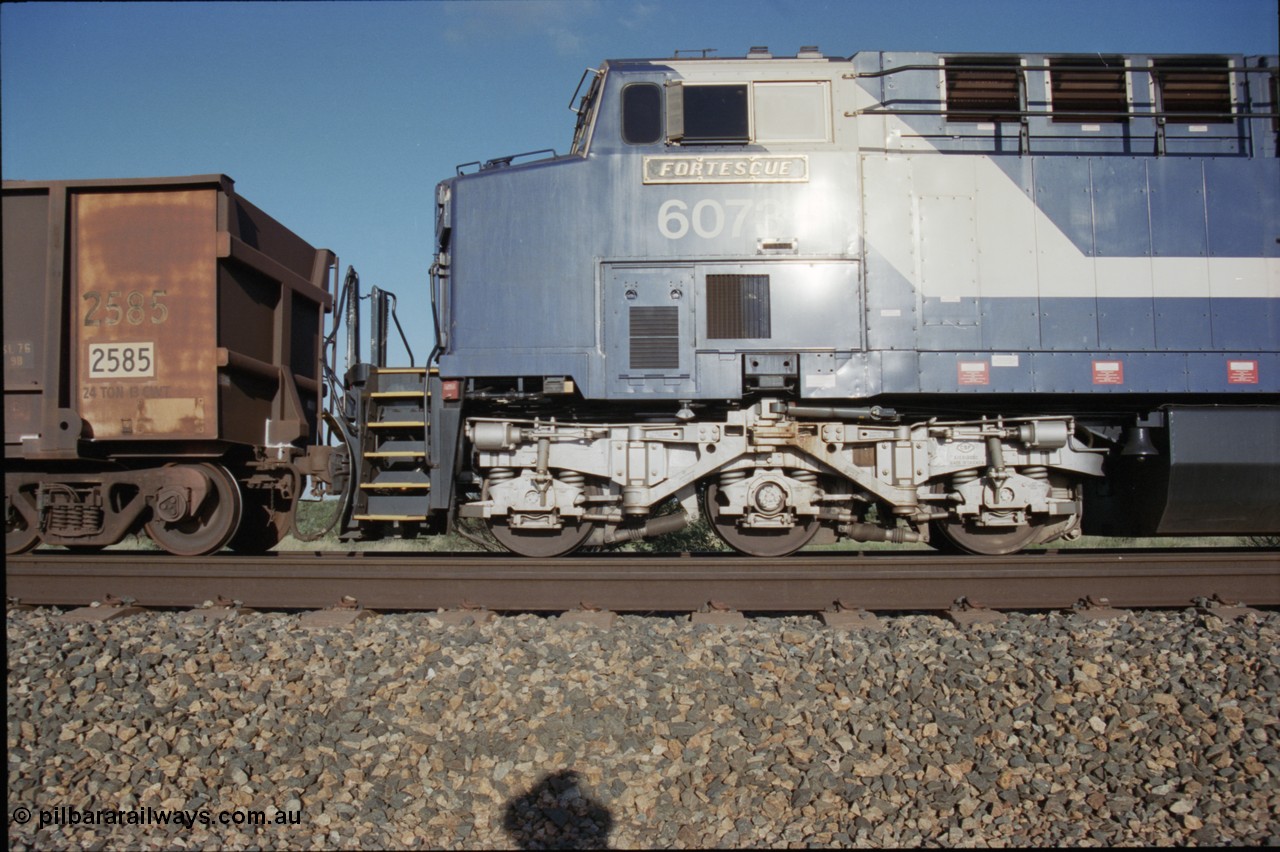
top-left (72, 188), bottom-right (219, 441)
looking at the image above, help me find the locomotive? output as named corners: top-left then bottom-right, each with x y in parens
top-left (5, 48), bottom-right (1279, 558)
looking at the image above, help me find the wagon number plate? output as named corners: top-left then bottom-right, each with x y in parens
top-left (88, 343), bottom-right (155, 379)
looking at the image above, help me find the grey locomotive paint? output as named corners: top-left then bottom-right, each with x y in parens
top-left (435, 51), bottom-right (1278, 400)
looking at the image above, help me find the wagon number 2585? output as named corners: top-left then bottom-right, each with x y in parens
top-left (82, 289), bottom-right (169, 327)
top-left (88, 343), bottom-right (155, 379)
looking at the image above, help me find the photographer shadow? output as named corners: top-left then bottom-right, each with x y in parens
top-left (501, 769), bottom-right (613, 850)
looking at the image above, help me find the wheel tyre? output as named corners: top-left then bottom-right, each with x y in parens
top-left (703, 481), bottom-right (819, 558)
top-left (488, 516), bottom-right (596, 558)
top-left (6, 513), bottom-right (40, 555)
top-left (144, 463), bottom-right (244, 557)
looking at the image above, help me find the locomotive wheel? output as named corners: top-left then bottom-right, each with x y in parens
top-left (703, 481), bottom-right (819, 558)
top-left (488, 515), bottom-right (596, 558)
top-left (144, 463), bottom-right (243, 556)
top-left (929, 516), bottom-right (1044, 556)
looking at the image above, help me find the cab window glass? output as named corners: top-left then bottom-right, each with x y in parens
top-left (622, 84), bottom-right (662, 144)
top-left (683, 84), bottom-right (750, 142)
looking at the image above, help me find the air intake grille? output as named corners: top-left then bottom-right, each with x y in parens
top-left (1050, 57), bottom-right (1128, 122)
top-left (945, 57), bottom-right (1021, 122)
top-left (1153, 58), bottom-right (1232, 123)
top-left (707, 274), bottom-right (771, 339)
top-left (629, 306), bottom-right (680, 370)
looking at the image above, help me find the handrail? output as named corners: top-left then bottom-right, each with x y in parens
top-left (455, 149), bottom-right (558, 176)
top-left (845, 62), bottom-right (1279, 80)
top-left (846, 106), bottom-right (1280, 120)
top-left (844, 59), bottom-right (1278, 156)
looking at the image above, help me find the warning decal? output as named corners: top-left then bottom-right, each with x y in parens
top-left (957, 361), bottom-right (990, 386)
top-left (1228, 360), bottom-right (1259, 385)
top-left (1092, 360), bottom-right (1124, 385)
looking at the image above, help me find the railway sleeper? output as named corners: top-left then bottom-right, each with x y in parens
top-left (461, 400), bottom-right (1105, 557)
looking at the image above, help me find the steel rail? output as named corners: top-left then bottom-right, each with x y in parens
top-left (6, 549), bottom-right (1278, 613)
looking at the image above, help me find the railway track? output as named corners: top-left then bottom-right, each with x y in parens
top-left (6, 548), bottom-right (1278, 614)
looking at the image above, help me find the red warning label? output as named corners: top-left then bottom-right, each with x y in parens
top-left (1228, 359), bottom-right (1259, 384)
top-left (1092, 360), bottom-right (1124, 385)
top-left (957, 360), bottom-right (990, 386)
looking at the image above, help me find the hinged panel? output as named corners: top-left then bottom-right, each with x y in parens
top-left (605, 265), bottom-right (696, 395)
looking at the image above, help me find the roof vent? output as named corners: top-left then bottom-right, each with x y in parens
top-left (748, 46), bottom-right (772, 59)
top-left (797, 46), bottom-right (823, 58)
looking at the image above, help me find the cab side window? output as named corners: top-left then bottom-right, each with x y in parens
top-left (665, 81), bottom-right (830, 144)
top-left (622, 84), bottom-right (663, 144)
top-left (683, 85), bottom-right (750, 141)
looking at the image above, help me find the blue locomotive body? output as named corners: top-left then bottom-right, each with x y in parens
top-left (356, 49), bottom-right (1280, 556)
top-left (435, 51), bottom-right (1277, 403)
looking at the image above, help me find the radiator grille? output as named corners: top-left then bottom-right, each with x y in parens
top-left (707, 274), bottom-right (771, 339)
top-left (629, 306), bottom-right (680, 370)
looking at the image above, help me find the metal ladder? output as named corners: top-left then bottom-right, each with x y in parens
top-left (350, 366), bottom-right (432, 527)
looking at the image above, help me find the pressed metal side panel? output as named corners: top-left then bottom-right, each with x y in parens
top-left (2, 191), bottom-right (50, 445)
top-left (73, 189), bottom-right (218, 440)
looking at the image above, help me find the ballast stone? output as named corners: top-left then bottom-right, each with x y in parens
top-left (6, 607), bottom-right (1279, 849)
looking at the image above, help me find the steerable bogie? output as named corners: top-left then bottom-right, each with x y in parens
top-left (456, 400), bottom-right (1103, 556)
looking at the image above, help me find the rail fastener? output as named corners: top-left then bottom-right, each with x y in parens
top-left (1194, 594), bottom-right (1264, 621)
top-left (556, 602), bottom-right (618, 629)
top-left (58, 594), bottom-right (145, 624)
top-left (689, 600), bottom-right (747, 626)
top-left (946, 597), bottom-right (1008, 627)
top-left (820, 599), bottom-right (884, 631)
top-left (1069, 595), bottom-right (1128, 622)
top-left (432, 602), bottom-right (496, 626)
top-left (299, 595), bottom-right (377, 629)
top-left (180, 596), bottom-right (255, 625)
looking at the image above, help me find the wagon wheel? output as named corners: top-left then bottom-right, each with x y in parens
top-left (5, 490), bottom-right (41, 555)
top-left (703, 480), bottom-right (819, 558)
top-left (145, 463), bottom-right (243, 556)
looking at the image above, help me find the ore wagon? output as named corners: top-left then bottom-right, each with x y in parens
top-left (3, 175), bottom-right (336, 555)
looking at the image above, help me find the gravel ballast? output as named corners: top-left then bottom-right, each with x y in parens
top-left (8, 605), bottom-right (1279, 848)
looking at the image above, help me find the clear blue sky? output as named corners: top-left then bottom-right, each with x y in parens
top-left (4, 0), bottom-right (1277, 364)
